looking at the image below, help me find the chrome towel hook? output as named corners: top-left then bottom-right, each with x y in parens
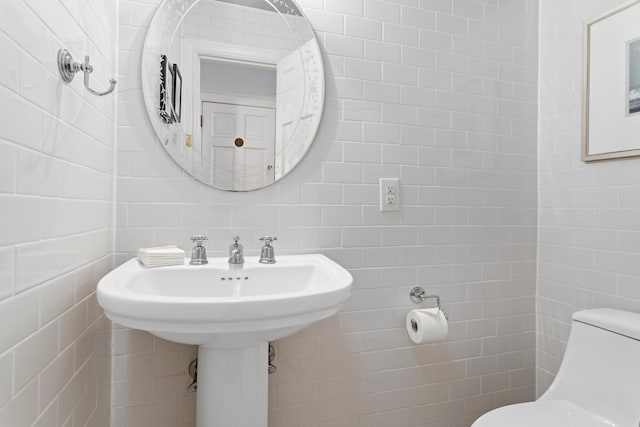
top-left (57, 49), bottom-right (117, 96)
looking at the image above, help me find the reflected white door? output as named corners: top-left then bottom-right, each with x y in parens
top-left (275, 46), bottom-right (305, 180)
top-left (202, 102), bottom-right (276, 190)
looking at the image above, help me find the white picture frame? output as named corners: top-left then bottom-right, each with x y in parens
top-left (583, 0), bottom-right (640, 161)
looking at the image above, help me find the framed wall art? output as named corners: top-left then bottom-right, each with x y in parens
top-left (159, 54), bottom-right (174, 124)
top-left (171, 62), bottom-right (182, 123)
top-left (583, 0), bottom-right (640, 161)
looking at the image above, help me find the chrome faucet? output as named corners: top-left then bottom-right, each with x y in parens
top-left (190, 235), bottom-right (208, 265)
top-left (259, 236), bottom-right (277, 264)
top-left (228, 235), bottom-right (244, 265)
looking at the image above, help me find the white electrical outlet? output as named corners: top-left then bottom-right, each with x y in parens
top-left (379, 178), bottom-right (400, 212)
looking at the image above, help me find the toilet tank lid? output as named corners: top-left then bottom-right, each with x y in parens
top-left (573, 308), bottom-right (640, 341)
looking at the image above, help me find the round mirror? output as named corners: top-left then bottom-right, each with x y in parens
top-left (141, 0), bottom-right (324, 191)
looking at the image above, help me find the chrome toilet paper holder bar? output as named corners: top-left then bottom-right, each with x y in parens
top-left (409, 287), bottom-right (441, 311)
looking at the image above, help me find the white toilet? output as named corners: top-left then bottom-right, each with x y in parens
top-left (472, 308), bottom-right (640, 427)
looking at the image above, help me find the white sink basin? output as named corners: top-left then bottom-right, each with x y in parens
top-left (97, 254), bottom-right (353, 348)
top-left (98, 253), bottom-right (352, 427)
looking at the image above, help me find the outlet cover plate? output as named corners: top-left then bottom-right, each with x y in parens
top-left (379, 178), bottom-right (400, 212)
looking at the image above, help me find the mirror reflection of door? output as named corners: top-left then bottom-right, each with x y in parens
top-left (202, 102), bottom-right (275, 190)
top-left (275, 42), bottom-right (309, 180)
top-left (199, 58), bottom-right (277, 190)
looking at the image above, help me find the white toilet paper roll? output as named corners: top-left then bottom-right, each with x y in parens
top-left (406, 308), bottom-right (448, 344)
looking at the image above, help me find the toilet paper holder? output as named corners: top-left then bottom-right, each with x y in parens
top-left (409, 287), bottom-right (441, 312)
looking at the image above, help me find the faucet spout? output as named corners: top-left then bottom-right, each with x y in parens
top-left (228, 235), bottom-right (244, 265)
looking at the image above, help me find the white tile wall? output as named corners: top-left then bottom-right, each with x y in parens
top-left (0, 0), bottom-right (116, 426)
top-left (538, 0), bottom-right (640, 395)
top-left (116, 0), bottom-right (538, 426)
top-left (182, 1), bottom-right (298, 52)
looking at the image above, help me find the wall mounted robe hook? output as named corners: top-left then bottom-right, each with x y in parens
top-left (57, 49), bottom-right (117, 96)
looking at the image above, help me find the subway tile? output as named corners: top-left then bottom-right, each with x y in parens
top-left (304, 9), bottom-right (344, 34)
top-left (436, 13), bottom-right (468, 36)
top-left (419, 29), bottom-right (452, 51)
top-left (437, 53), bottom-right (468, 76)
top-left (15, 235), bottom-right (87, 292)
top-left (344, 57), bottom-right (382, 81)
top-left (382, 63), bottom-right (418, 85)
top-left (401, 46), bottom-right (436, 69)
top-left (363, 81), bottom-right (400, 103)
top-left (343, 227), bottom-right (380, 247)
top-left (278, 206), bottom-right (322, 227)
top-left (59, 300), bottom-right (87, 350)
top-left (343, 184), bottom-right (378, 205)
top-left (418, 68), bottom-right (452, 90)
top-left (363, 123), bottom-right (401, 144)
top-left (402, 7), bottom-right (435, 29)
top-left (324, 34), bottom-right (364, 58)
top-left (322, 206), bottom-right (362, 226)
top-left (299, 399), bottom-right (340, 425)
top-left (382, 144), bottom-right (418, 165)
top-left (0, 379), bottom-right (37, 427)
top-left (0, 351), bottom-right (12, 407)
top-left (342, 100), bottom-right (381, 122)
top-left (364, 40), bottom-right (401, 63)
top-left (112, 378), bottom-right (153, 407)
top-left (345, 16), bottom-right (382, 40)
top-left (401, 126), bottom-right (435, 147)
top-left (383, 23), bottom-right (418, 46)
top-left (19, 51), bottom-right (58, 113)
top-left (401, 86), bottom-right (435, 107)
top-left (276, 381), bottom-right (320, 407)
top-left (0, 287), bottom-right (39, 354)
top-left (112, 329), bottom-right (154, 356)
top-left (16, 149), bottom-right (61, 197)
top-left (381, 104), bottom-right (418, 125)
top-left (301, 183), bottom-right (342, 204)
top-left (57, 367), bottom-right (87, 423)
top-left (123, 401), bottom-right (179, 427)
top-left (0, 1), bottom-right (45, 60)
top-left (364, 0), bottom-right (401, 23)
top-left (0, 87), bottom-right (42, 151)
top-left (420, 0), bottom-right (452, 14)
top-left (343, 142), bottom-right (381, 163)
top-left (13, 321), bottom-right (58, 392)
top-left (127, 203), bottom-right (182, 228)
top-left (469, 20), bottom-right (498, 42)
top-left (0, 247), bottom-right (15, 300)
top-left (322, 163), bottom-right (362, 184)
top-left (0, 141), bottom-right (17, 193)
top-left (0, 34), bottom-right (19, 92)
top-left (453, 0), bottom-right (484, 20)
top-left (325, 0), bottom-right (363, 17)
top-left (329, 77), bottom-right (364, 100)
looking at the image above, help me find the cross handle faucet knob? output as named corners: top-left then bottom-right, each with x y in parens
top-left (191, 235), bottom-right (208, 246)
top-left (189, 235), bottom-right (208, 265)
top-left (259, 236), bottom-right (277, 246)
top-left (259, 236), bottom-right (277, 264)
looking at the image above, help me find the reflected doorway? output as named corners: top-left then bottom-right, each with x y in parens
top-left (201, 101), bottom-right (276, 190)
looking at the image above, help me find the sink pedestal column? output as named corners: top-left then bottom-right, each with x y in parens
top-left (196, 343), bottom-right (268, 427)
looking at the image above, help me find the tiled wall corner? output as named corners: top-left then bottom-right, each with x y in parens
top-left (538, 0), bottom-right (640, 395)
top-left (118, 0), bottom-right (538, 426)
top-left (0, 0), bottom-right (117, 426)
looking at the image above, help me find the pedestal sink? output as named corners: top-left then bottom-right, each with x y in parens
top-left (97, 254), bottom-right (352, 427)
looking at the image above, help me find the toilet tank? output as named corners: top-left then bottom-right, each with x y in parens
top-left (540, 308), bottom-right (640, 425)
